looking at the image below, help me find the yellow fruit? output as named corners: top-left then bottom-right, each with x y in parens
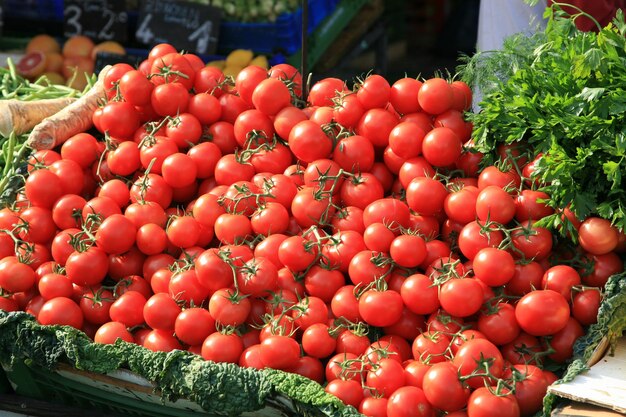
top-left (222, 65), bottom-right (243, 77)
top-left (41, 72), bottom-right (65, 85)
top-left (250, 55), bottom-right (269, 69)
top-left (206, 60), bottom-right (226, 70)
top-left (225, 49), bottom-right (253, 68)
top-left (91, 41), bottom-right (126, 60)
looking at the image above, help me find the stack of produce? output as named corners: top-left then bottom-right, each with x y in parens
top-left (16, 34), bottom-right (125, 89)
top-left (0, 9), bottom-right (625, 415)
top-left (191, 0), bottom-right (300, 22)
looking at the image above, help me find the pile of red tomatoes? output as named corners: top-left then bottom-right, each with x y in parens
top-left (0, 43), bottom-right (624, 417)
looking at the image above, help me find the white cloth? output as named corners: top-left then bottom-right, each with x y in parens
top-left (473, 0), bottom-right (549, 110)
top-left (476, 0), bottom-right (549, 52)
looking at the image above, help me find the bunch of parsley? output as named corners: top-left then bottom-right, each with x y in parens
top-left (459, 6), bottom-right (626, 233)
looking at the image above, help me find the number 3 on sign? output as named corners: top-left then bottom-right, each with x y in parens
top-left (189, 21), bottom-right (213, 54)
top-left (65, 5), bottom-right (82, 37)
top-left (137, 13), bottom-right (155, 44)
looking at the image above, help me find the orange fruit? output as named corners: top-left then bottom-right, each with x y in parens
top-left (44, 52), bottom-right (64, 73)
top-left (26, 34), bottom-right (61, 54)
top-left (62, 56), bottom-right (94, 80)
top-left (91, 41), bottom-right (126, 60)
top-left (16, 52), bottom-right (47, 80)
top-left (62, 35), bottom-right (95, 59)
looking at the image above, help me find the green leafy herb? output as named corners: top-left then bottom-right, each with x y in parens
top-left (459, 6), bottom-right (626, 232)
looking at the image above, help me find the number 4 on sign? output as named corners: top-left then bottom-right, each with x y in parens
top-left (189, 21), bottom-right (215, 54)
top-left (136, 13), bottom-right (155, 44)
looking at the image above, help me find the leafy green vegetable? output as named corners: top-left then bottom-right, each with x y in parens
top-left (0, 311), bottom-right (362, 417)
top-left (459, 7), bottom-right (626, 232)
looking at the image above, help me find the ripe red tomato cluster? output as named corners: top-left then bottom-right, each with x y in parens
top-left (1, 43), bottom-right (625, 417)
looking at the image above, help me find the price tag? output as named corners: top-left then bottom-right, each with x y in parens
top-left (136, 0), bottom-right (221, 55)
top-left (64, 0), bottom-right (129, 43)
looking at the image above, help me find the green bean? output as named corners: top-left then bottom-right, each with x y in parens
top-left (3, 133), bottom-right (16, 178)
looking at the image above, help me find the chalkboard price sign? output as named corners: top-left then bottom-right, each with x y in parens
top-left (136, 0), bottom-right (221, 55)
top-left (64, 0), bottom-right (128, 42)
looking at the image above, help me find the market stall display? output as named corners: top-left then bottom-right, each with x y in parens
top-left (0, 2), bottom-right (624, 417)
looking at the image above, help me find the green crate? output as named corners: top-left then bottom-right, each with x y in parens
top-left (0, 36), bottom-right (29, 52)
top-left (288, 0), bottom-right (371, 70)
top-left (2, 360), bottom-right (289, 417)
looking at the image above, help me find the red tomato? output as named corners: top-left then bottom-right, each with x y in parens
top-left (363, 198), bottom-right (411, 230)
top-left (359, 396), bottom-right (388, 417)
top-left (37, 296), bottom-right (83, 329)
top-left (150, 52), bottom-right (195, 89)
top-left (390, 77), bottom-right (422, 114)
top-left (473, 247), bottom-right (516, 286)
top-left (65, 246), bottom-right (109, 287)
top-left (333, 95), bottom-right (365, 129)
top-left (235, 65), bottom-right (268, 105)
top-left (209, 288), bottom-right (250, 327)
top-left (109, 291), bottom-right (146, 327)
top-left (142, 329), bottom-right (182, 352)
top-left (288, 120), bottom-right (333, 163)
top-left (467, 388), bottom-right (520, 417)
top-left (477, 303), bottom-right (521, 345)
top-left (476, 185), bottom-right (516, 224)
top-left (325, 378), bottom-right (364, 408)
top-left (542, 265), bottom-right (581, 299)
top-left (252, 78), bottom-right (292, 116)
top-left (366, 358), bottom-right (405, 398)
top-left (95, 214), bottom-right (136, 255)
top-left (412, 331), bottom-right (451, 364)
top-left (422, 127), bottom-right (462, 167)
top-left (578, 217), bottom-right (619, 255)
top-left (405, 177), bottom-right (448, 216)
top-left (418, 78), bottom-right (453, 115)
top-left (439, 278), bottom-right (483, 318)
top-left (94, 322), bottom-right (134, 344)
top-left (260, 334), bottom-right (301, 370)
top-left (453, 338), bottom-right (504, 388)
top-left (143, 293), bottom-right (181, 331)
top-left (548, 317), bottom-right (585, 363)
top-left (0, 257), bottom-right (36, 293)
top-left (422, 362), bottom-right (470, 412)
top-left (202, 332), bottom-right (243, 363)
top-left (151, 83), bottom-right (189, 116)
top-left (308, 78), bottom-right (347, 107)
top-left (458, 220), bottom-right (504, 260)
top-left (194, 66), bottom-right (225, 95)
top-left (515, 290), bottom-right (570, 336)
top-left (357, 108), bottom-right (399, 148)
top-left (582, 252), bottom-right (623, 287)
top-left (390, 234), bottom-right (426, 268)
top-left (505, 364), bottom-right (548, 417)
top-left (99, 101), bottom-right (140, 139)
top-left (572, 289), bottom-right (601, 325)
top-left (24, 169), bottom-right (63, 209)
top-left (359, 289), bottom-right (403, 327)
top-left (166, 113), bottom-right (202, 149)
top-left (357, 74), bottom-right (390, 109)
top-left (302, 323), bottom-right (336, 358)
